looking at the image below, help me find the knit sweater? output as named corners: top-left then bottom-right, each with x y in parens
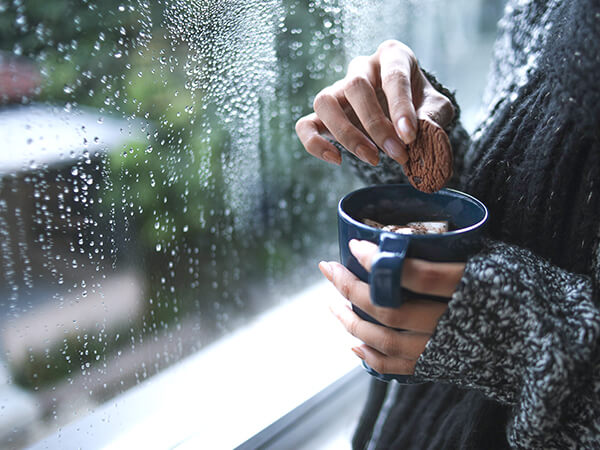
top-left (347, 0), bottom-right (600, 448)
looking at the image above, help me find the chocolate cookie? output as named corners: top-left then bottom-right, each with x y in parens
top-left (403, 118), bottom-right (453, 193)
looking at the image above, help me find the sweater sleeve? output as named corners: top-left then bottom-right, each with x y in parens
top-left (413, 240), bottom-right (600, 449)
top-left (341, 69), bottom-right (470, 190)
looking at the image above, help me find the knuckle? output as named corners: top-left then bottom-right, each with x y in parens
top-left (440, 96), bottom-right (455, 120)
top-left (380, 309), bottom-right (400, 328)
top-left (305, 135), bottom-right (324, 152)
top-left (370, 357), bottom-right (387, 374)
top-left (340, 276), bottom-right (364, 304)
top-left (413, 261), bottom-right (441, 293)
top-left (313, 90), bottom-right (335, 112)
top-left (377, 39), bottom-right (403, 53)
top-left (349, 276), bottom-right (363, 299)
top-left (344, 75), bottom-right (371, 94)
top-left (338, 121), bottom-right (358, 140)
top-left (378, 39), bottom-right (399, 51)
top-left (380, 330), bottom-right (398, 355)
top-left (378, 40), bottom-right (416, 62)
top-left (405, 48), bottom-right (417, 65)
top-left (382, 70), bottom-right (410, 93)
top-left (388, 97), bottom-right (413, 116)
top-left (346, 316), bottom-right (360, 338)
top-left (294, 116), bottom-right (308, 133)
top-left (339, 277), bottom-right (352, 300)
top-left (428, 94), bottom-right (454, 119)
top-left (347, 55), bottom-right (370, 72)
top-left (362, 115), bottom-right (388, 133)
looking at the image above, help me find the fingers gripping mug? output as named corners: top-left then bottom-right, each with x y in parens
top-left (337, 184), bottom-right (488, 382)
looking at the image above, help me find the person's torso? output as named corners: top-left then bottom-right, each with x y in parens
top-left (462, 0), bottom-right (600, 277)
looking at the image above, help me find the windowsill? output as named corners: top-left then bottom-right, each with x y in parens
top-left (29, 281), bottom-right (362, 449)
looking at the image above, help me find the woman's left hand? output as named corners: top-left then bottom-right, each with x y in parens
top-left (318, 239), bottom-right (465, 375)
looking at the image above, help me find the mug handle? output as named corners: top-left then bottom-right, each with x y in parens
top-left (369, 233), bottom-right (409, 307)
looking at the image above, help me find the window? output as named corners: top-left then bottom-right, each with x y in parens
top-left (0, 0), bottom-right (503, 448)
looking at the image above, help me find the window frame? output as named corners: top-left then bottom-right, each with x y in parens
top-left (233, 367), bottom-right (368, 450)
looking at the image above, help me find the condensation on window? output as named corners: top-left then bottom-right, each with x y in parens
top-left (0, 0), bottom-right (504, 447)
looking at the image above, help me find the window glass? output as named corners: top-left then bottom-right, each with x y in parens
top-left (0, 0), bottom-right (503, 447)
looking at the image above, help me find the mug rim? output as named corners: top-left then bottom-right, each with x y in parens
top-left (338, 184), bottom-right (488, 238)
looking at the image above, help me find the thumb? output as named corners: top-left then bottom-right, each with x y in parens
top-left (348, 239), bottom-right (378, 272)
top-left (416, 88), bottom-right (455, 130)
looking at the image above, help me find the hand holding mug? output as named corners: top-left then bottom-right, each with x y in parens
top-left (319, 239), bottom-right (463, 375)
top-left (334, 184), bottom-right (488, 381)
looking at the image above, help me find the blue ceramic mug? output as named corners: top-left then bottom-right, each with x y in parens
top-left (337, 184), bottom-right (488, 382)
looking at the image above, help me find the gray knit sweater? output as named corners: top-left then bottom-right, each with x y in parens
top-left (348, 1), bottom-right (600, 448)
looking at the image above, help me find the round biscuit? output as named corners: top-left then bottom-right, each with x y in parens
top-left (403, 118), bottom-right (453, 193)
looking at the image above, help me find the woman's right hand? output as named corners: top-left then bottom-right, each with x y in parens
top-left (295, 40), bottom-right (455, 166)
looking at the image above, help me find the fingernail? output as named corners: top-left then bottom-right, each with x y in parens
top-left (356, 145), bottom-right (379, 166)
top-left (322, 150), bottom-right (341, 165)
top-left (398, 117), bottom-right (417, 144)
top-left (351, 347), bottom-right (365, 360)
top-left (383, 138), bottom-right (408, 163)
top-left (318, 261), bottom-right (333, 282)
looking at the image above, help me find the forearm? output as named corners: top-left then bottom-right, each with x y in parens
top-left (414, 240), bottom-right (600, 448)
